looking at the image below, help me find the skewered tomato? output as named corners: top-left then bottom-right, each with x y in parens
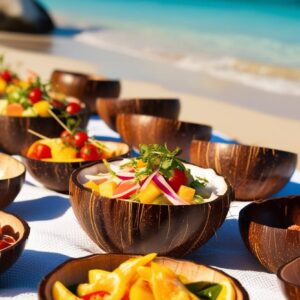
top-left (30, 143), bottom-right (52, 159)
top-left (60, 130), bottom-right (74, 146)
top-left (28, 87), bottom-right (42, 104)
top-left (1, 70), bottom-right (12, 82)
top-left (80, 144), bottom-right (103, 161)
top-left (73, 131), bottom-right (88, 148)
top-left (65, 102), bottom-right (81, 115)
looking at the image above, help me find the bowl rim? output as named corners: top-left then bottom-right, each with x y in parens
top-left (116, 113), bottom-right (212, 130)
top-left (191, 139), bottom-right (298, 157)
top-left (0, 210), bottom-right (30, 254)
top-left (70, 158), bottom-right (233, 207)
top-left (239, 195), bottom-right (300, 232)
top-left (277, 256), bottom-right (300, 288)
top-left (0, 153), bottom-right (26, 181)
top-left (96, 97), bottom-right (180, 102)
top-left (38, 253), bottom-right (249, 300)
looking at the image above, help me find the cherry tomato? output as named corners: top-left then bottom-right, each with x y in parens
top-left (65, 102), bottom-right (81, 115)
top-left (32, 143), bottom-right (52, 160)
top-left (80, 144), bottom-right (103, 161)
top-left (28, 87), bottom-right (42, 104)
top-left (1, 70), bottom-right (12, 82)
top-left (167, 169), bottom-right (188, 192)
top-left (82, 291), bottom-right (109, 300)
top-left (50, 99), bottom-right (65, 109)
top-left (60, 130), bottom-right (74, 146)
top-left (73, 131), bottom-right (88, 148)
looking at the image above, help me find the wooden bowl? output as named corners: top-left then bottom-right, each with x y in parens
top-left (51, 70), bottom-right (121, 112)
top-left (69, 159), bottom-right (233, 257)
top-left (239, 196), bottom-right (300, 273)
top-left (0, 109), bottom-right (90, 155)
top-left (0, 153), bottom-right (26, 209)
top-left (21, 141), bottom-right (130, 193)
top-left (277, 257), bottom-right (300, 300)
top-left (96, 98), bottom-right (181, 131)
top-left (0, 210), bottom-right (30, 274)
top-left (117, 114), bottom-right (212, 160)
top-left (38, 254), bottom-right (248, 300)
top-left (190, 141), bottom-right (297, 200)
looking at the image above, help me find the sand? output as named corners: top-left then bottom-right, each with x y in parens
top-left (0, 35), bottom-right (299, 168)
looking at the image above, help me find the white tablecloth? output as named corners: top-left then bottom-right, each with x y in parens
top-left (1, 116), bottom-right (299, 300)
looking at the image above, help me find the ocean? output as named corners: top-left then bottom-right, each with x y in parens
top-left (41, 0), bottom-right (300, 96)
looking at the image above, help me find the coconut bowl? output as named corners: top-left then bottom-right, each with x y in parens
top-left (117, 114), bottom-right (212, 160)
top-left (51, 70), bottom-right (121, 112)
top-left (239, 196), bottom-right (300, 273)
top-left (21, 141), bottom-right (130, 193)
top-left (0, 109), bottom-right (89, 155)
top-left (38, 254), bottom-right (248, 300)
top-left (0, 211), bottom-right (30, 274)
top-left (190, 141), bottom-right (297, 201)
top-left (69, 159), bottom-right (233, 257)
top-left (96, 98), bottom-right (181, 131)
top-left (277, 257), bottom-right (300, 300)
top-left (0, 153), bottom-right (26, 209)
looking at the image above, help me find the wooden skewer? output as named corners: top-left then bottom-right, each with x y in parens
top-left (47, 109), bottom-right (71, 133)
top-left (27, 129), bottom-right (49, 140)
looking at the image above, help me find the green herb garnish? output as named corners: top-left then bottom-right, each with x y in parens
top-left (185, 281), bottom-right (223, 300)
top-left (103, 159), bottom-right (116, 177)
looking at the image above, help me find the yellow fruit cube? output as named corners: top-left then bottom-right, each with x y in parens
top-left (177, 185), bottom-right (196, 203)
top-left (0, 79), bottom-right (7, 94)
top-left (33, 100), bottom-right (50, 117)
top-left (84, 181), bottom-right (100, 192)
top-left (99, 181), bottom-right (118, 198)
top-left (138, 181), bottom-right (162, 204)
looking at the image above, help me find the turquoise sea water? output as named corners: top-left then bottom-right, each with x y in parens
top-left (41, 0), bottom-right (300, 95)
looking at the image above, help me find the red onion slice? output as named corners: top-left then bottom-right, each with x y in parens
top-left (140, 171), bottom-right (158, 191)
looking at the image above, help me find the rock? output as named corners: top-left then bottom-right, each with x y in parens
top-left (0, 0), bottom-right (55, 34)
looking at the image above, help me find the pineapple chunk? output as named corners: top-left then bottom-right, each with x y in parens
top-left (177, 185), bottom-right (196, 203)
top-left (99, 181), bottom-right (117, 198)
top-left (84, 181), bottom-right (100, 192)
top-left (138, 181), bottom-right (162, 204)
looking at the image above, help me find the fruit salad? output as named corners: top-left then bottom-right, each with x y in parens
top-left (26, 130), bottom-right (126, 162)
top-left (0, 225), bottom-right (16, 251)
top-left (52, 253), bottom-right (235, 300)
top-left (84, 144), bottom-right (220, 205)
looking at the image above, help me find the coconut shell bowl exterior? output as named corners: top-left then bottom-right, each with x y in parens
top-left (0, 210), bottom-right (30, 274)
top-left (277, 257), bottom-right (300, 300)
top-left (51, 70), bottom-right (121, 112)
top-left (0, 153), bottom-right (26, 209)
top-left (69, 159), bottom-right (233, 257)
top-left (190, 140), bottom-right (297, 201)
top-left (116, 114), bottom-right (212, 160)
top-left (239, 196), bottom-right (300, 273)
top-left (96, 98), bottom-right (181, 131)
top-left (0, 109), bottom-right (89, 155)
top-left (22, 141), bottom-right (130, 193)
top-left (38, 254), bottom-right (248, 300)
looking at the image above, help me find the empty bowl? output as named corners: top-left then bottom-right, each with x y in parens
top-left (38, 254), bottom-right (248, 300)
top-left (0, 153), bottom-right (26, 209)
top-left (51, 70), bottom-right (121, 112)
top-left (277, 257), bottom-right (300, 300)
top-left (239, 196), bottom-right (300, 273)
top-left (117, 114), bottom-right (212, 160)
top-left (69, 159), bottom-right (233, 257)
top-left (0, 210), bottom-right (30, 274)
top-left (96, 98), bottom-right (181, 131)
top-left (190, 140), bottom-right (297, 200)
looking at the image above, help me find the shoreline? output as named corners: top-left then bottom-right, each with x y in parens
top-left (0, 33), bottom-right (299, 169)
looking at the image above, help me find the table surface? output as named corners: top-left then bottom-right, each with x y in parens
top-left (0, 116), bottom-right (299, 300)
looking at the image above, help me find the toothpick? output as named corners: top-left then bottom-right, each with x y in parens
top-left (28, 129), bottom-right (49, 140)
top-left (47, 109), bottom-right (71, 133)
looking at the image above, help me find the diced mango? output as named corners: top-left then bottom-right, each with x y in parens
top-left (52, 281), bottom-right (80, 300)
top-left (6, 103), bottom-right (24, 116)
top-left (129, 279), bottom-right (155, 300)
top-left (33, 100), bottom-right (50, 117)
top-left (138, 181), bottom-right (162, 204)
top-left (84, 181), bottom-right (100, 193)
top-left (177, 185), bottom-right (196, 203)
top-left (99, 181), bottom-right (118, 198)
top-left (0, 79), bottom-right (6, 94)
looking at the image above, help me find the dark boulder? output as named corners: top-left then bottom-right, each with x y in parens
top-left (0, 0), bottom-right (55, 34)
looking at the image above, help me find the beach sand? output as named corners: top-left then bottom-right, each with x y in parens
top-left (1, 33), bottom-right (299, 168)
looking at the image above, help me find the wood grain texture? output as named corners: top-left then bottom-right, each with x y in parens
top-left (117, 114), bottom-right (212, 160)
top-left (96, 98), bottom-right (181, 131)
top-left (22, 141), bottom-right (130, 193)
top-left (38, 254), bottom-right (248, 300)
top-left (0, 153), bottom-right (26, 209)
top-left (239, 196), bottom-right (300, 273)
top-left (278, 257), bottom-right (300, 300)
top-left (69, 160), bottom-right (232, 257)
top-left (190, 140), bottom-right (297, 200)
top-left (0, 211), bottom-right (30, 274)
top-left (51, 70), bottom-right (121, 112)
top-left (0, 110), bottom-right (89, 155)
